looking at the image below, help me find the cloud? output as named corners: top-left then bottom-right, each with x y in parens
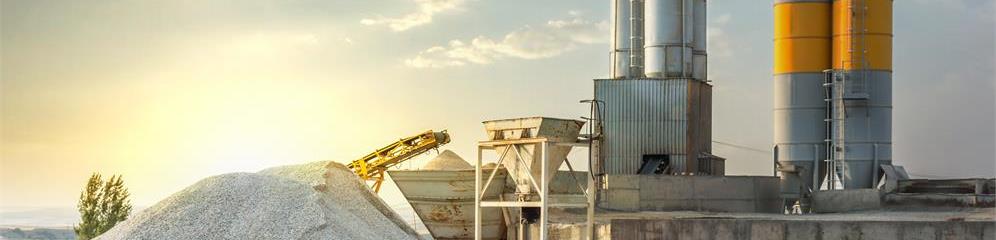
top-left (707, 14), bottom-right (734, 58)
top-left (405, 14), bottom-right (608, 68)
top-left (361, 0), bottom-right (465, 31)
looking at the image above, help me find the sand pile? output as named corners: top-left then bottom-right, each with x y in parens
top-left (96, 161), bottom-right (417, 240)
top-left (422, 150), bottom-right (472, 170)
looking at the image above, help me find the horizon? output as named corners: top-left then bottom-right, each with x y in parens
top-left (2, 0), bottom-right (994, 216)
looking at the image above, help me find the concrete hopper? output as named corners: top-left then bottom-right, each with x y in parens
top-left (482, 117), bottom-right (585, 195)
top-left (389, 169), bottom-right (508, 239)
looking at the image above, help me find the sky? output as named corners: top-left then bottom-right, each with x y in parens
top-left (1, 0), bottom-right (994, 214)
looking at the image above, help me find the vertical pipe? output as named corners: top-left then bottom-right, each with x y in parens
top-left (680, 0), bottom-right (686, 78)
top-left (630, 0), bottom-right (645, 76)
top-left (474, 147), bottom-right (482, 240)
top-left (585, 170), bottom-right (595, 240)
top-left (813, 144), bottom-right (821, 191)
top-left (692, 0), bottom-right (708, 81)
top-left (611, 0), bottom-right (632, 78)
top-left (872, 143), bottom-right (879, 187)
top-left (539, 142), bottom-right (548, 240)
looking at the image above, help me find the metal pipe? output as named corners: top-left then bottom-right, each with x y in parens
top-left (630, 0), bottom-right (644, 76)
top-left (813, 144), bottom-right (820, 191)
top-left (872, 143), bottom-right (879, 187)
top-left (611, 0), bottom-right (620, 77)
top-left (680, 0), bottom-right (686, 78)
top-left (474, 147), bottom-right (482, 240)
top-left (539, 142), bottom-right (549, 240)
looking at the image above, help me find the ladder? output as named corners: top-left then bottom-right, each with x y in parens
top-left (825, 0), bottom-right (871, 190)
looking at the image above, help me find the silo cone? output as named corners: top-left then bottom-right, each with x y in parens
top-left (482, 117), bottom-right (585, 196)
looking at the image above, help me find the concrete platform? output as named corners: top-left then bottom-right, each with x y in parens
top-left (541, 209), bottom-right (996, 239)
top-left (599, 175), bottom-right (782, 213)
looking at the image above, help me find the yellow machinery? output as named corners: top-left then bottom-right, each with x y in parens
top-left (346, 130), bottom-right (450, 193)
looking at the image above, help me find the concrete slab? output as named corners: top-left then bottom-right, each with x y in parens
top-left (783, 221), bottom-right (819, 240)
top-left (813, 189), bottom-right (882, 213)
top-left (749, 221), bottom-right (784, 240)
top-left (543, 208), bottom-right (995, 239)
top-left (606, 175), bottom-right (783, 213)
top-left (602, 188), bottom-right (639, 211)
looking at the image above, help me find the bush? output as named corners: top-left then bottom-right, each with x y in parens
top-left (74, 173), bottom-right (132, 240)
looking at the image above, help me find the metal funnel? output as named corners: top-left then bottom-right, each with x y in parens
top-left (483, 117), bottom-right (585, 195)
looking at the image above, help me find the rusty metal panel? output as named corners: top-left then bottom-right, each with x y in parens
top-left (594, 78), bottom-right (712, 175)
top-left (388, 169), bottom-right (509, 240)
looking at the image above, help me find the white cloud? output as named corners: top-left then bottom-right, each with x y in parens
top-left (361, 0), bottom-right (465, 31)
top-left (707, 14), bottom-right (734, 58)
top-left (405, 14), bottom-right (608, 68)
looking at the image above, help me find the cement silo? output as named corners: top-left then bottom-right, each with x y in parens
top-left (596, 0), bottom-right (715, 175)
top-left (611, 0), bottom-right (644, 78)
top-left (644, 0), bottom-right (694, 78)
top-left (773, 0), bottom-right (832, 205)
top-left (775, 0), bottom-right (893, 204)
top-left (829, 0), bottom-right (893, 189)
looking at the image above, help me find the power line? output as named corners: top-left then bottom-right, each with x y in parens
top-left (712, 140), bottom-right (770, 154)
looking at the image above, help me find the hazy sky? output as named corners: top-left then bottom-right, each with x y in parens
top-left (1, 0), bottom-right (993, 210)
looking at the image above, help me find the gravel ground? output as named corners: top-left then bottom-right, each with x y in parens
top-left (96, 161), bottom-right (417, 240)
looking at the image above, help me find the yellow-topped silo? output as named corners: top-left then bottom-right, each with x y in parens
top-left (773, 0), bottom-right (833, 208)
top-left (833, 0), bottom-right (893, 71)
top-left (829, 0), bottom-right (893, 189)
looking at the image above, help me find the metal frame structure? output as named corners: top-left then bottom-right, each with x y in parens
top-left (344, 130), bottom-right (449, 193)
top-left (474, 137), bottom-right (595, 240)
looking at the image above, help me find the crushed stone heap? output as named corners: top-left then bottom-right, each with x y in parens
top-left (421, 150), bottom-right (472, 170)
top-left (96, 161), bottom-right (417, 240)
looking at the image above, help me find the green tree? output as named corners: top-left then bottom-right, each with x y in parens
top-left (74, 173), bottom-right (132, 240)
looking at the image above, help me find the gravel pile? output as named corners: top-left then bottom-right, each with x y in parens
top-left (96, 161), bottom-right (417, 240)
top-left (422, 150), bottom-right (472, 170)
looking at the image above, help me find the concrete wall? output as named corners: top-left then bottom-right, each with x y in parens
top-left (812, 189), bottom-right (883, 213)
top-left (607, 219), bottom-right (996, 240)
top-left (599, 175), bottom-right (782, 213)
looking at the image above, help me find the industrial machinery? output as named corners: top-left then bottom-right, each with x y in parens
top-left (599, 0), bottom-right (716, 176)
top-left (774, 0), bottom-right (893, 210)
top-left (474, 117), bottom-right (594, 240)
top-left (345, 130), bottom-right (450, 193)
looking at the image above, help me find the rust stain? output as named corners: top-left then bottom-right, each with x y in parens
top-left (427, 204), bottom-right (461, 222)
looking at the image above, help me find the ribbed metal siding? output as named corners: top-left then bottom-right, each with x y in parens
top-left (595, 78), bottom-right (712, 174)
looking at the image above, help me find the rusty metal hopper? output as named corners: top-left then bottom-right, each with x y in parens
top-left (389, 169), bottom-right (508, 240)
top-left (482, 117), bottom-right (585, 195)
